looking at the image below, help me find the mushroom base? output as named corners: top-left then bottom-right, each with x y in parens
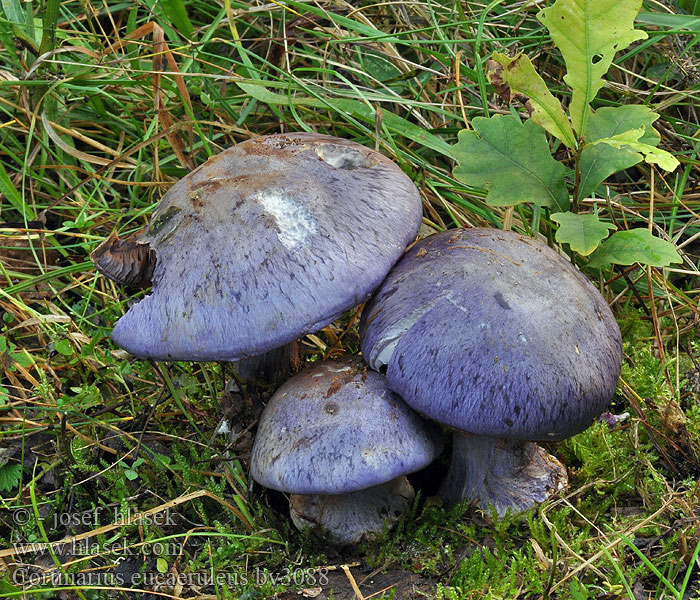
top-left (440, 433), bottom-right (568, 516)
top-left (233, 341), bottom-right (301, 384)
top-left (289, 476), bottom-right (415, 545)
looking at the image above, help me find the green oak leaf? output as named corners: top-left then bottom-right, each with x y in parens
top-left (538, 0), bottom-right (647, 136)
top-left (587, 229), bottom-right (682, 267)
top-left (585, 105), bottom-right (660, 144)
top-left (489, 53), bottom-right (576, 149)
top-left (578, 105), bottom-right (661, 200)
top-left (452, 114), bottom-right (568, 210)
top-left (551, 212), bottom-right (616, 255)
top-left (590, 127), bottom-right (680, 172)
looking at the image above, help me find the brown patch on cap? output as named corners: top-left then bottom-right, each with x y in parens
top-left (326, 378), bottom-right (343, 398)
top-left (189, 191), bottom-right (206, 208)
top-left (241, 135), bottom-right (309, 157)
top-left (326, 370), bottom-right (356, 398)
top-left (448, 231), bottom-right (462, 244)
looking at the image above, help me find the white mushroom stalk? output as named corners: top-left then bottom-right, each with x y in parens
top-left (441, 434), bottom-right (568, 516)
top-left (290, 477), bottom-right (415, 545)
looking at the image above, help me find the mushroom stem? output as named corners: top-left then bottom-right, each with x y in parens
top-left (289, 476), bottom-right (415, 545)
top-left (232, 341), bottom-right (301, 384)
top-left (440, 433), bottom-right (568, 516)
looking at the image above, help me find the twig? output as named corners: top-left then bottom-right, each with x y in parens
top-left (342, 564), bottom-right (365, 600)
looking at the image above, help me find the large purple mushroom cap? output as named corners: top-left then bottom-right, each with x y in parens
top-left (111, 133), bottom-right (422, 361)
top-left (250, 357), bottom-right (443, 495)
top-left (360, 228), bottom-right (623, 442)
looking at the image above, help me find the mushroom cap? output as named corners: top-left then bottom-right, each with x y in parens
top-left (112, 133), bottom-right (422, 361)
top-left (250, 357), bottom-right (443, 495)
top-left (360, 228), bottom-right (622, 441)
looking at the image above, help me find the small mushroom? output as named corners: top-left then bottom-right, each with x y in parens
top-left (94, 133), bottom-right (422, 364)
top-left (249, 357), bottom-right (443, 544)
top-left (360, 228), bottom-right (623, 516)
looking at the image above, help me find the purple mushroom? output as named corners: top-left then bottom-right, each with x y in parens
top-left (93, 133), bottom-right (422, 363)
top-left (360, 228), bottom-right (623, 516)
top-left (249, 357), bottom-right (443, 544)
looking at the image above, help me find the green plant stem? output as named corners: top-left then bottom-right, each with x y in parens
top-left (38, 0), bottom-right (61, 57)
top-left (619, 533), bottom-right (681, 599)
top-left (475, 0), bottom-right (508, 115)
top-left (572, 142), bottom-right (583, 213)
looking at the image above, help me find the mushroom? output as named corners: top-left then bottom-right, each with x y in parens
top-left (92, 133), bottom-right (422, 366)
top-left (249, 357), bottom-right (443, 544)
top-left (359, 228), bottom-right (622, 515)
